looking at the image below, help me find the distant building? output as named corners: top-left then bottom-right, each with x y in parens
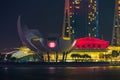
top-left (70, 0), bottom-right (99, 38)
top-left (111, 0), bottom-right (120, 46)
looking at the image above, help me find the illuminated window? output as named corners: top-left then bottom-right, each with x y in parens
top-left (67, 27), bottom-right (70, 29)
top-left (92, 18), bottom-right (95, 20)
top-left (94, 4), bottom-right (96, 7)
top-left (94, 8), bottom-right (96, 12)
top-left (66, 29), bottom-right (70, 32)
top-left (118, 1), bottom-right (120, 4)
top-left (72, 30), bottom-right (75, 34)
top-left (70, 6), bottom-right (72, 9)
top-left (90, 12), bottom-right (92, 15)
top-left (32, 38), bottom-right (40, 41)
top-left (90, 18), bottom-right (92, 21)
top-left (75, 6), bottom-right (80, 9)
top-left (72, 2), bottom-right (75, 4)
top-left (75, 0), bottom-right (80, 4)
top-left (118, 7), bottom-right (120, 10)
top-left (118, 14), bottom-right (120, 16)
top-left (70, 16), bottom-right (72, 18)
top-left (90, 0), bottom-right (92, 3)
top-left (72, 20), bottom-right (75, 23)
top-left (88, 16), bottom-right (90, 18)
top-left (94, 1), bottom-right (96, 3)
top-left (94, 34), bottom-right (96, 37)
top-left (88, 33), bottom-right (91, 37)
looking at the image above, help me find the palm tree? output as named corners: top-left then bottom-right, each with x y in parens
top-left (71, 54), bottom-right (76, 61)
top-left (71, 54), bottom-right (81, 62)
top-left (112, 50), bottom-right (119, 61)
top-left (112, 50), bottom-right (119, 57)
top-left (82, 54), bottom-right (91, 62)
top-left (99, 53), bottom-right (104, 59)
top-left (104, 54), bottom-right (112, 62)
top-left (83, 54), bottom-right (91, 58)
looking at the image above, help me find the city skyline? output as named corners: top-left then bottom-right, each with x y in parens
top-left (0, 0), bottom-right (115, 50)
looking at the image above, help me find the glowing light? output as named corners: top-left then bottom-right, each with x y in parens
top-left (88, 5), bottom-right (90, 7)
top-left (75, 6), bottom-right (80, 9)
top-left (70, 16), bottom-right (72, 18)
top-left (32, 38), bottom-right (40, 41)
top-left (118, 14), bottom-right (120, 16)
top-left (118, 1), bottom-right (120, 4)
top-left (48, 41), bottom-right (57, 48)
top-left (90, 0), bottom-right (92, 3)
top-left (75, 0), bottom-right (80, 4)
top-left (72, 20), bottom-right (75, 23)
top-left (63, 37), bottom-right (71, 40)
top-left (72, 40), bottom-right (77, 47)
top-left (118, 7), bottom-right (120, 10)
top-left (70, 6), bottom-right (72, 8)
top-left (108, 46), bottom-right (120, 50)
top-left (72, 30), bottom-right (75, 34)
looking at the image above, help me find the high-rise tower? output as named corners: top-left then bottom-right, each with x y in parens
top-left (70, 0), bottom-right (87, 38)
top-left (112, 0), bottom-right (120, 46)
top-left (87, 0), bottom-right (99, 38)
top-left (62, 0), bottom-right (71, 40)
top-left (70, 0), bottom-right (99, 38)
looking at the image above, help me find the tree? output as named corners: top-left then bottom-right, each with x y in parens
top-left (112, 50), bottom-right (119, 57)
top-left (112, 50), bottom-right (119, 61)
top-left (82, 54), bottom-right (91, 58)
top-left (99, 53), bottom-right (104, 59)
top-left (104, 54), bottom-right (112, 61)
top-left (71, 54), bottom-right (81, 62)
top-left (81, 54), bottom-right (91, 62)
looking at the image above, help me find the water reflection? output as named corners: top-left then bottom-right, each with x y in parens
top-left (48, 67), bottom-right (56, 74)
top-left (0, 67), bottom-right (9, 80)
top-left (0, 66), bottom-right (120, 80)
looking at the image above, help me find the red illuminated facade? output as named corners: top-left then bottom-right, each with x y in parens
top-left (75, 37), bottom-right (109, 49)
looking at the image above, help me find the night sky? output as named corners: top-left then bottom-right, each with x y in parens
top-left (0, 0), bottom-right (115, 50)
